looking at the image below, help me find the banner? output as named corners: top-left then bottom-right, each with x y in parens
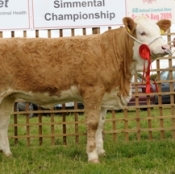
top-left (32, 0), bottom-right (126, 29)
top-left (0, 0), bottom-right (174, 31)
top-left (126, 0), bottom-right (175, 23)
top-left (0, 0), bottom-right (30, 30)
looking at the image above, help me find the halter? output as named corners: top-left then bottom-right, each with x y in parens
top-left (127, 32), bottom-right (162, 45)
top-left (127, 32), bottom-right (172, 55)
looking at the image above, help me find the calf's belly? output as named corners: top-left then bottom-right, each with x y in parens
top-left (0, 86), bottom-right (132, 110)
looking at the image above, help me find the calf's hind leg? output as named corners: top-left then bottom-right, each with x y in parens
top-left (0, 96), bottom-right (15, 157)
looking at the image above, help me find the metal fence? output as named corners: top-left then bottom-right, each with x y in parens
top-left (1, 27), bottom-right (175, 146)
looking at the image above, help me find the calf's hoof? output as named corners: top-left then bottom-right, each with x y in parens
top-left (89, 159), bottom-right (100, 164)
top-left (97, 150), bottom-right (106, 156)
top-left (4, 152), bottom-right (13, 158)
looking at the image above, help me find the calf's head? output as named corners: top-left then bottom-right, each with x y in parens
top-left (123, 16), bottom-right (171, 71)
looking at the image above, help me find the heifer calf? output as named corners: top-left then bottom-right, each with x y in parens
top-left (0, 16), bottom-right (171, 163)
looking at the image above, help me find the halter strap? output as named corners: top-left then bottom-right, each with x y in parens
top-left (148, 36), bottom-right (162, 45)
top-left (127, 32), bottom-right (162, 46)
top-left (127, 32), bottom-right (172, 55)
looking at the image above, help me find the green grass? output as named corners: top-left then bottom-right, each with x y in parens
top-left (1, 140), bottom-right (175, 174)
top-left (1, 108), bottom-right (175, 174)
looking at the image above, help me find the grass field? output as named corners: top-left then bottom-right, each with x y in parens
top-left (1, 140), bottom-right (175, 174)
top-left (1, 109), bottom-right (175, 174)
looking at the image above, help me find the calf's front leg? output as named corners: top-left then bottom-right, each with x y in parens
top-left (83, 87), bottom-right (104, 163)
top-left (96, 107), bottom-right (107, 156)
top-left (85, 109), bottom-right (100, 163)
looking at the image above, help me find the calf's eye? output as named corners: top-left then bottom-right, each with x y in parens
top-left (141, 32), bottom-right (146, 36)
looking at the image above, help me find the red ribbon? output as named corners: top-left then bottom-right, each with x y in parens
top-left (139, 44), bottom-right (151, 94)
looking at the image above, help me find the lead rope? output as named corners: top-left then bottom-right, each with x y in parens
top-left (168, 38), bottom-right (175, 54)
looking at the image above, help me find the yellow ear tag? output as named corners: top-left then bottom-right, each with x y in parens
top-left (127, 27), bottom-right (131, 33)
top-left (160, 29), bottom-right (165, 35)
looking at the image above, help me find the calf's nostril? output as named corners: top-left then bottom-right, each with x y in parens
top-left (162, 45), bottom-right (171, 50)
top-left (161, 45), bottom-right (172, 55)
top-left (161, 46), bottom-right (166, 50)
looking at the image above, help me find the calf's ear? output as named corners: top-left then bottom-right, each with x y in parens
top-left (156, 20), bottom-right (171, 34)
top-left (123, 17), bottom-right (136, 33)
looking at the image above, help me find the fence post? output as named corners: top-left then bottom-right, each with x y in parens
top-left (74, 102), bottom-right (79, 143)
top-left (14, 102), bottom-right (18, 145)
top-left (112, 110), bottom-right (117, 141)
top-left (0, 31), bottom-right (2, 38)
top-left (26, 103), bottom-right (31, 146)
top-left (62, 104), bottom-right (67, 145)
top-left (92, 27), bottom-right (100, 34)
